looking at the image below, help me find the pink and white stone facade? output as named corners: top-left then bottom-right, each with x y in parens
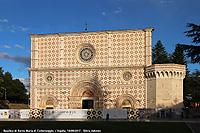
top-left (27, 28), bottom-right (186, 109)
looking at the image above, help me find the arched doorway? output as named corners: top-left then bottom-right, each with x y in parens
top-left (122, 99), bottom-right (132, 109)
top-left (116, 94), bottom-right (135, 109)
top-left (46, 100), bottom-right (54, 109)
top-left (39, 95), bottom-right (58, 109)
top-left (70, 77), bottom-right (103, 109)
top-left (82, 91), bottom-right (94, 109)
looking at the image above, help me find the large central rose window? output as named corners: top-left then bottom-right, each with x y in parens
top-left (79, 47), bottom-right (94, 62)
top-left (77, 44), bottom-right (95, 64)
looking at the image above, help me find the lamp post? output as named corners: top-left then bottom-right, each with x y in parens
top-left (5, 88), bottom-right (6, 100)
top-left (26, 92), bottom-right (29, 107)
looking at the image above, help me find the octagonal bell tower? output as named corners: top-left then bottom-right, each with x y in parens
top-left (145, 64), bottom-right (186, 108)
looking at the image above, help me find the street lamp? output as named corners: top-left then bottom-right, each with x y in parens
top-left (5, 88), bottom-right (6, 100)
top-left (26, 92), bottom-right (29, 108)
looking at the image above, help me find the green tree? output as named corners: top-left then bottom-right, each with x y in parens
top-left (0, 67), bottom-right (5, 99)
top-left (12, 79), bottom-right (27, 103)
top-left (169, 43), bottom-right (191, 107)
top-left (0, 67), bottom-right (27, 103)
top-left (0, 77), bottom-right (5, 98)
top-left (187, 69), bottom-right (200, 108)
top-left (171, 44), bottom-right (187, 65)
top-left (181, 23), bottom-right (200, 63)
top-left (152, 40), bottom-right (169, 64)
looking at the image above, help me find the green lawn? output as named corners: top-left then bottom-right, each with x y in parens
top-left (0, 121), bottom-right (192, 133)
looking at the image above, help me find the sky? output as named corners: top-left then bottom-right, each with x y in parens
top-left (0, 0), bottom-right (200, 88)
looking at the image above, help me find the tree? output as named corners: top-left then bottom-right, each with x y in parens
top-left (186, 69), bottom-right (200, 108)
top-left (0, 77), bottom-right (5, 99)
top-left (181, 23), bottom-right (200, 63)
top-left (169, 43), bottom-right (191, 106)
top-left (0, 67), bottom-right (5, 99)
top-left (0, 67), bottom-right (28, 103)
top-left (171, 44), bottom-right (187, 65)
top-left (152, 40), bottom-right (169, 64)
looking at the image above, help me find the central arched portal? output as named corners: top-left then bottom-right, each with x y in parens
top-left (70, 78), bottom-right (103, 109)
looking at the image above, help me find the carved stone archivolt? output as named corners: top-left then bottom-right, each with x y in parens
top-left (76, 44), bottom-right (96, 64)
top-left (69, 77), bottom-right (103, 109)
top-left (116, 94), bottom-right (135, 108)
top-left (70, 80), bottom-right (102, 97)
top-left (39, 95), bottom-right (58, 109)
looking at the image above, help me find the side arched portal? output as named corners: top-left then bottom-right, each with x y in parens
top-left (116, 94), bottom-right (135, 109)
top-left (39, 95), bottom-right (58, 109)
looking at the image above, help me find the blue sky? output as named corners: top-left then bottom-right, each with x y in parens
top-left (0, 0), bottom-right (200, 87)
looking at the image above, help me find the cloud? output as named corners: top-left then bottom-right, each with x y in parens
top-left (10, 30), bottom-right (15, 33)
top-left (18, 78), bottom-right (30, 86)
top-left (0, 53), bottom-right (31, 67)
top-left (15, 44), bottom-right (24, 49)
top-left (4, 45), bottom-right (11, 48)
top-left (7, 25), bottom-right (29, 32)
top-left (160, 0), bottom-right (174, 4)
top-left (101, 7), bottom-right (123, 16)
top-left (0, 19), bottom-right (8, 22)
top-left (114, 7), bottom-right (122, 14)
top-left (150, 0), bottom-right (174, 5)
top-left (17, 26), bottom-right (29, 32)
top-left (101, 12), bottom-right (106, 16)
top-left (7, 25), bottom-right (15, 29)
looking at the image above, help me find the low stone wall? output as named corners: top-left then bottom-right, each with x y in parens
top-left (0, 108), bottom-right (199, 120)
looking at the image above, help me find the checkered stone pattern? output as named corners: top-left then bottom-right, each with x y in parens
top-left (103, 86), bottom-right (145, 109)
top-left (29, 29), bottom-right (154, 109)
top-left (31, 31), bottom-right (148, 69)
top-left (31, 38), bottom-right (37, 68)
top-left (36, 37), bottom-right (61, 68)
top-left (110, 33), bottom-right (145, 66)
top-left (127, 109), bottom-right (140, 119)
top-left (29, 109), bottom-right (44, 119)
top-left (63, 35), bottom-right (108, 67)
top-left (35, 68), bottom-right (145, 109)
top-left (36, 68), bottom-right (145, 86)
top-left (37, 87), bottom-right (70, 109)
top-left (87, 109), bottom-right (103, 119)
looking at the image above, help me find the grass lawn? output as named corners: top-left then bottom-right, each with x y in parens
top-left (0, 121), bottom-right (192, 133)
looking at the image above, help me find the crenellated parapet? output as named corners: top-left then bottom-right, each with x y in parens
top-left (145, 64), bottom-right (186, 79)
top-left (146, 64), bottom-right (186, 109)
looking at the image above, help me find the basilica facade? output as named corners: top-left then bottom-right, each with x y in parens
top-left (27, 28), bottom-right (186, 109)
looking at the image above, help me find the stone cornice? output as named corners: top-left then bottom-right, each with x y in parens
top-left (145, 64), bottom-right (186, 73)
top-left (32, 83), bottom-right (144, 89)
top-left (28, 28), bottom-right (154, 38)
top-left (27, 65), bottom-right (145, 71)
